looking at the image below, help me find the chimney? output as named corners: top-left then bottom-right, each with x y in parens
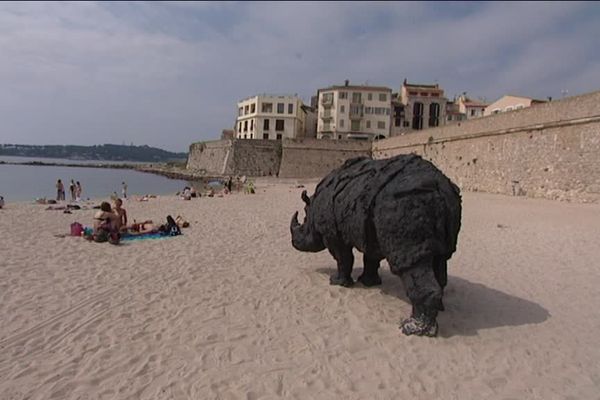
top-left (345, 79), bottom-right (349, 87)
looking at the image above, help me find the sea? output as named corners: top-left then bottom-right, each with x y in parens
top-left (0, 156), bottom-right (189, 202)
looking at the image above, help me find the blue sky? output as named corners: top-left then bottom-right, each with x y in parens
top-left (1, 1), bottom-right (599, 152)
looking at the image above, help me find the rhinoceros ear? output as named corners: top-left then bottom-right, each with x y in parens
top-left (301, 190), bottom-right (310, 206)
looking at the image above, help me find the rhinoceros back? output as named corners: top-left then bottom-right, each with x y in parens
top-left (311, 154), bottom-right (461, 258)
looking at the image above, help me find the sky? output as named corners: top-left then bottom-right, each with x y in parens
top-left (1, 1), bottom-right (599, 152)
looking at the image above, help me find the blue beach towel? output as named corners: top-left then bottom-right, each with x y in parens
top-left (121, 232), bottom-right (179, 242)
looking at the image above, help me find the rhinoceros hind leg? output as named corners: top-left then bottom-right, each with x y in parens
top-left (392, 257), bottom-right (442, 337)
top-left (358, 254), bottom-right (382, 287)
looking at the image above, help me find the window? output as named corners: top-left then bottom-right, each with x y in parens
top-left (339, 92), bottom-right (347, 99)
top-left (352, 92), bottom-right (362, 103)
top-left (377, 121), bottom-right (385, 129)
top-left (420, 92), bottom-right (429, 97)
top-left (338, 135), bottom-right (342, 139)
top-left (364, 107), bottom-right (371, 114)
top-left (368, 93), bottom-right (372, 101)
top-left (238, 122), bottom-right (242, 133)
top-left (238, 107), bottom-right (243, 116)
top-left (340, 119), bottom-right (344, 127)
top-left (492, 108), bottom-right (501, 114)
top-left (409, 91), bottom-right (418, 96)
top-left (471, 109), bottom-right (476, 116)
top-left (250, 120), bottom-right (254, 131)
top-left (412, 102), bottom-right (424, 130)
top-left (276, 134), bottom-right (282, 140)
top-left (340, 105), bottom-right (345, 113)
top-left (351, 120), bottom-right (360, 131)
top-left (263, 119), bottom-right (270, 130)
top-left (251, 104), bottom-right (256, 113)
top-left (366, 120), bottom-right (371, 129)
top-left (277, 103), bottom-right (284, 114)
top-left (244, 120), bottom-right (248, 132)
top-left (322, 93), bottom-right (333, 103)
top-left (262, 103), bottom-right (273, 113)
top-left (244, 105), bottom-right (249, 115)
top-left (429, 103), bottom-right (440, 127)
top-left (263, 133), bottom-right (269, 139)
top-left (288, 104), bottom-right (293, 114)
top-left (379, 93), bottom-right (387, 101)
top-left (243, 134), bottom-right (247, 139)
top-left (275, 119), bottom-right (284, 131)
top-left (516, 104), bottom-right (524, 110)
top-left (395, 118), bottom-right (402, 126)
top-left (431, 93), bottom-right (440, 97)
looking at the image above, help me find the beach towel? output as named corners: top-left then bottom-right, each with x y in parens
top-left (121, 232), bottom-right (179, 242)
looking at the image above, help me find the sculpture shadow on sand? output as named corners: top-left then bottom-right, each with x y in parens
top-left (315, 266), bottom-right (550, 338)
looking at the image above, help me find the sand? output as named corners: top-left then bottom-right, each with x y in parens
top-left (1, 181), bottom-right (600, 399)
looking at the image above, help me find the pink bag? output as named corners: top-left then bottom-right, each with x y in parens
top-left (70, 222), bottom-right (84, 236)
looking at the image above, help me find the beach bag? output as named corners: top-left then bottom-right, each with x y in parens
top-left (70, 222), bottom-right (84, 236)
top-left (165, 215), bottom-right (181, 236)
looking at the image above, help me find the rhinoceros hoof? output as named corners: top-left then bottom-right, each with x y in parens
top-left (357, 273), bottom-right (382, 287)
top-left (400, 317), bottom-right (438, 337)
top-left (330, 275), bottom-right (354, 287)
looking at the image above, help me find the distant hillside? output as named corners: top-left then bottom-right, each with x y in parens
top-left (0, 144), bottom-right (187, 162)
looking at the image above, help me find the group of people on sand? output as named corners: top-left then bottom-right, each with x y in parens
top-left (85, 198), bottom-right (188, 244)
top-left (56, 179), bottom-right (83, 202)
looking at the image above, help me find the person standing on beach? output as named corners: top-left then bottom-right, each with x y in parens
top-left (0, 195), bottom-right (4, 209)
top-left (76, 181), bottom-right (82, 201)
top-left (122, 182), bottom-right (128, 199)
top-left (56, 179), bottom-right (65, 201)
top-left (69, 180), bottom-right (76, 201)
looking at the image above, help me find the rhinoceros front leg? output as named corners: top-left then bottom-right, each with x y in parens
top-left (358, 254), bottom-right (382, 287)
top-left (391, 257), bottom-right (442, 337)
top-left (327, 243), bottom-right (354, 287)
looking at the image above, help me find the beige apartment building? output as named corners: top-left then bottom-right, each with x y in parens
top-left (236, 95), bottom-right (309, 140)
top-left (391, 80), bottom-right (447, 136)
top-left (484, 95), bottom-right (546, 116)
top-left (317, 81), bottom-right (392, 140)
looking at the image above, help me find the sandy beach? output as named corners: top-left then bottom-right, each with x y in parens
top-left (1, 180), bottom-right (600, 399)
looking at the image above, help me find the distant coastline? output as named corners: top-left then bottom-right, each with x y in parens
top-left (0, 143), bottom-right (187, 163)
top-left (0, 158), bottom-right (224, 183)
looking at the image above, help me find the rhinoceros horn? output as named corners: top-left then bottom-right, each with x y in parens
top-left (301, 190), bottom-right (310, 206)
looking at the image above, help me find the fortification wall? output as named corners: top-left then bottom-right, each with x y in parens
top-left (186, 140), bottom-right (232, 176)
top-left (229, 139), bottom-right (282, 177)
top-left (373, 90), bottom-right (600, 202)
top-left (278, 138), bottom-right (372, 178)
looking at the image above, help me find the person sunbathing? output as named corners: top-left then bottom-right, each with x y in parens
top-left (85, 202), bottom-right (120, 244)
top-left (128, 220), bottom-right (158, 235)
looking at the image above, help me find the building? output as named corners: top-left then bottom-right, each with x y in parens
top-left (457, 94), bottom-right (488, 119)
top-left (236, 95), bottom-right (307, 140)
top-left (317, 81), bottom-right (392, 140)
top-left (302, 105), bottom-right (318, 138)
top-left (391, 80), bottom-right (447, 135)
top-left (445, 100), bottom-right (467, 124)
top-left (484, 95), bottom-right (547, 116)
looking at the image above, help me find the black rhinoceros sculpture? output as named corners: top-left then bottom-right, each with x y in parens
top-left (290, 154), bottom-right (462, 337)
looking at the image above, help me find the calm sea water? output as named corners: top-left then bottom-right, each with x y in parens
top-left (0, 161), bottom-right (189, 202)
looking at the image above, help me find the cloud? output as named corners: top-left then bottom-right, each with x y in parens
top-left (0, 1), bottom-right (599, 151)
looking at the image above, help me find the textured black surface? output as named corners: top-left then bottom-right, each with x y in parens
top-left (291, 154), bottom-right (462, 336)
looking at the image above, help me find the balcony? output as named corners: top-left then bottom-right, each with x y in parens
top-left (321, 96), bottom-right (333, 107)
top-left (320, 111), bottom-right (333, 120)
top-left (349, 103), bottom-right (363, 120)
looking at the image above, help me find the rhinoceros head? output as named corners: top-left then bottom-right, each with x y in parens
top-left (290, 190), bottom-right (326, 252)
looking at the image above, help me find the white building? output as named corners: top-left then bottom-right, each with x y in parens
top-left (457, 95), bottom-right (488, 119)
top-left (236, 95), bottom-right (307, 140)
top-left (317, 81), bottom-right (392, 140)
top-left (484, 95), bottom-right (547, 116)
